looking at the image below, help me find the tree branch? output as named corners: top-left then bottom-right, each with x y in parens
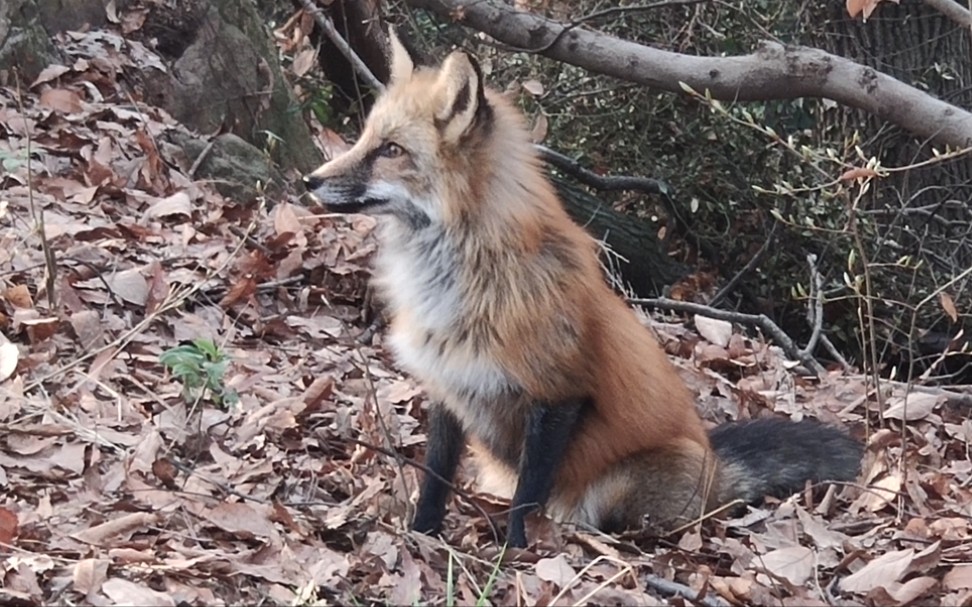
top-left (631, 297), bottom-right (827, 375)
top-left (297, 0), bottom-right (384, 92)
top-left (922, 0), bottom-right (972, 29)
top-left (404, 0), bottom-right (972, 148)
top-left (536, 145), bottom-right (672, 197)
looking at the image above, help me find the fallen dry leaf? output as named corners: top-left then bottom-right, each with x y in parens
top-left (30, 64), bottom-right (72, 87)
top-left (944, 565), bottom-right (972, 591)
top-left (101, 578), bottom-right (176, 607)
top-left (72, 512), bottom-right (161, 546)
top-left (72, 558), bottom-right (110, 597)
top-left (292, 47), bottom-right (318, 77)
top-left (758, 546), bottom-right (814, 586)
top-left (535, 554), bottom-right (577, 587)
top-left (521, 79), bottom-right (544, 96)
top-left (871, 576), bottom-right (938, 605)
top-left (695, 315), bottom-right (733, 347)
top-left (4, 285), bottom-right (33, 308)
top-left (884, 392), bottom-right (941, 421)
top-left (107, 268), bottom-right (149, 305)
top-left (146, 191), bottom-right (192, 218)
top-left (0, 339), bottom-right (19, 382)
top-left (197, 502), bottom-right (278, 539)
top-left (39, 88), bottom-right (84, 113)
top-left (0, 507), bottom-right (18, 544)
top-left (841, 548), bottom-right (914, 593)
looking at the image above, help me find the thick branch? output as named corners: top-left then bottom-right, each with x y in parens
top-left (405, 0), bottom-right (972, 148)
top-left (922, 0), bottom-right (972, 29)
top-left (537, 145), bottom-right (672, 197)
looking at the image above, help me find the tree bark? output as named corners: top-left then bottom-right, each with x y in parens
top-left (404, 0), bottom-right (972, 148)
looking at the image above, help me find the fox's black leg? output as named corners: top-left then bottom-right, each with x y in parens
top-left (412, 402), bottom-right (465, 535)
top-left (507, 397), bottom-right (587, 548)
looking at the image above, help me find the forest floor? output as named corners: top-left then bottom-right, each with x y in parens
top-left (2, 12), bottom-right (972, 607)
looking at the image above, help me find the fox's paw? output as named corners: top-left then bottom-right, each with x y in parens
top-left (411, 509), bottom-right (445, 536)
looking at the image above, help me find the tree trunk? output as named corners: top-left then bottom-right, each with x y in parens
top-left (553, 178), bottom-right (688, 296)
top-left (805, 1), bottom-right (972, 380)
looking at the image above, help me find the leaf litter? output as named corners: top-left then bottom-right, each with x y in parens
top-left (1, 6), bottom-right (971, 607)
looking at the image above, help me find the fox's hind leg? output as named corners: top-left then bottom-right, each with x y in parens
top-left (506, 397), bottom-right (587, 547)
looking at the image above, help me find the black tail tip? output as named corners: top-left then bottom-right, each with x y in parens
top-left (710, 417), bottom-right (862, 500)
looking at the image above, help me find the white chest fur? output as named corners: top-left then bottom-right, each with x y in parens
top-left (373, 223), bottom-right (514, 405)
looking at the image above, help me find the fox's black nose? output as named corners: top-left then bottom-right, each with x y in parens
top-left (302, 175), bottom-right (323, 191)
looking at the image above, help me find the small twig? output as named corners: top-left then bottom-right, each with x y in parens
top-left (664, 498), bottom-right (744, 537)
top-left (846, 184), bottom-right (884, 418)
top-left (551, 555), bottom-right (635, 606)
top-left (631, 297), bottom-right (826, 375)
top-left (69, 258), bottom-right (125, 309)
top-left (710, 220), bottom-right (778, 307)
top-left (14, 70), bottom-right (56, 309)
top-left (188, 138), bottom-right (217, 178)
top-left (297, 0), bottom-right (384, 92)
top-left (537, 145), bottom-right (688, 246)
top-left (351, 337), bottom-right (415, 529)
top-left (820, 334), bottom-right (852, 372)
top-left (168, 458), bottom-right (276, 505)
top-left (796, 256), bottom-right (851, 372)
top-left (800, 253), bottom-right (825, 360)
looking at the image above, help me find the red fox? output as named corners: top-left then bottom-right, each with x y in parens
top-left (303, 30), bottom-right (861, 548)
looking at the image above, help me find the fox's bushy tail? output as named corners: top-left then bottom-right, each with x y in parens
top-left (710, 418), bottom-right (862, 504)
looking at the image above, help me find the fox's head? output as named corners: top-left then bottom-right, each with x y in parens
top-left (302, 29), bottom-right (494, 228)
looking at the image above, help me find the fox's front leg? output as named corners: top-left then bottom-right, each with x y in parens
top-left (507, 397), bottom-right (587, 548)
top-left (412, 402), bottom-right (465, 535)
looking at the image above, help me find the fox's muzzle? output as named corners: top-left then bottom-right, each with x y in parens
top-left (301, 173), bottom-right (387, 214)
top-left (301, 162), bottom-right (429, 229)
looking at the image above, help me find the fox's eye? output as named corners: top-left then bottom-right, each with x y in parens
top-left (379, 142), bottom-right (405, 158)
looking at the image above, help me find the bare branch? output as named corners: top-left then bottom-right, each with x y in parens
top-left (536, 145), bottom-right (672, 197)
top-left (800, 253), bottom-right (824, 360)
top-left (405, 0), bottom-right (972, 148)
top-left (709, 221), bottom-right (777, 307)
top-left (297, 0), bottom-right (384, 92)
top-left (922, 0), bottom-right (972, 29)
top-left (631, 296), bottom-right (827, 375)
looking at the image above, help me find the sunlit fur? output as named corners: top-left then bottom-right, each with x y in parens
top-left (305, 35), bottom-right (859, 535)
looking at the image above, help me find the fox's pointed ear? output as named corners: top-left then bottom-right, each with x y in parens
top-left (435, 51), bottom-right (488, 143)
top-left (387, 26), bottom-right (414, 85)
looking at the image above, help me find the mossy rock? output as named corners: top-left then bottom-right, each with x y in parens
top-left (167, 130), bottom-right (288, 203)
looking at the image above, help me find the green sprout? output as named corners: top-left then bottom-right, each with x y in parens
top-left (159, 338), bottom-right (238, 407)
